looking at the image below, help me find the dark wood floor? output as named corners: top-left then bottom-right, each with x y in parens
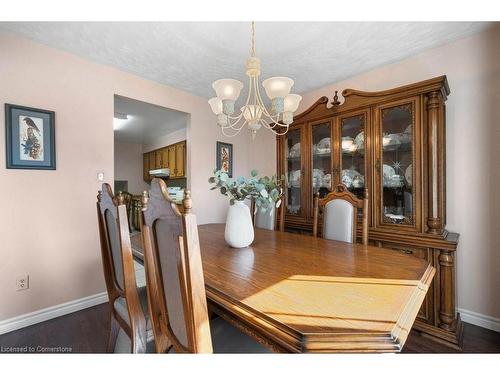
top-left (1, 303), bottom-right (499, 353)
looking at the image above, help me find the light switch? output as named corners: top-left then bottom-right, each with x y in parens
top-left (97, 172), bottom-right (104, 182)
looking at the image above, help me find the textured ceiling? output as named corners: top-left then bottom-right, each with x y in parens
top-left (0, 22), bottom-right (495, 98)
top-left (114, 95), bottom-right (187, 144)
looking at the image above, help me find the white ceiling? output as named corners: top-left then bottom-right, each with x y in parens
top-left (114, 95), bottom-right (187, 144)
top-left (0, 22), bottom-right (495, 98)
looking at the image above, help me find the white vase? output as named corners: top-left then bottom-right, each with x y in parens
top-left (224, 200), bottom-right (254, 248)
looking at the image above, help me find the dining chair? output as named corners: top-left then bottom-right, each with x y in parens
top-left (141, 178), bottom-right (270, 353)
top-left (115, 191), bottom-right (133, 233)
top-left (312, 183), bottom-right (368, 245)
top-left (250, 196), bottom-right (285, 232)
top-left (97, 184), bottom-right (153, 353)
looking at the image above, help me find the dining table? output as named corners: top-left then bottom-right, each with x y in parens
top-left (130, 223), bottom-right (435, 353)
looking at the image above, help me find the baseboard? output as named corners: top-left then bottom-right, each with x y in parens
top-left (458, 308), bottom-right (500, 333)
top-left (0, 292), bottom-right (108, 335)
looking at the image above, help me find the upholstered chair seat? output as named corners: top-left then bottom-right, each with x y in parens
top-left (254, 206), bottom-right (276, 231)
top-left (323, 199), bottom-right (355, 242)
top-left (251, 195), bottom-right (285, 232)
top-left (97, 184), bottom-right (151, 353)
top-left (313, 184), bottom-right (369, 245)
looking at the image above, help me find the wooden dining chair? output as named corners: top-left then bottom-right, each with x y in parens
top-left (313, 183), bottom-right (369, 245)
top-left (97, 183), bottom-right (153, 353)
top-left (141, 178), bottom-right (270, 353)
top-left (250, 196), bottom-right (285, 232)
top-left (116, 191), bottom-right (133, 233)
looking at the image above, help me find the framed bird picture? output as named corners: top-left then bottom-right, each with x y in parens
top-left (5, 104), bottom-right (56, 170)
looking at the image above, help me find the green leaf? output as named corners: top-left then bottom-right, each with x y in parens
top-left (260, 189), bottom-right (268, 198)
top-left (219, 172), bottom-right (228, 182)
top-left (251, 169), bottom-right (258, 177)
top-left (237, 176), bottom-right (246, 184)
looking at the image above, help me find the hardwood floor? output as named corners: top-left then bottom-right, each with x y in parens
top-left (1, 303), bottom-right (499, 353)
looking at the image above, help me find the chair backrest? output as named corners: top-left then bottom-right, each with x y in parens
top-left (97, 184), bottom-right (146, 349)
top-left (141, 178), bottom-right (212, 353)
top-left (250, 197), bottom-right (285, 232)
top-left (313, 184), bottom-right (368, 245)
top-left (116, 191), bottom-right (133, 232)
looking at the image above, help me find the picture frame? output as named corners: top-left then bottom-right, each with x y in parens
top-left (216, 141), bottom-right (233, 177)
top-left (5, 104), bottom-right (56, 170)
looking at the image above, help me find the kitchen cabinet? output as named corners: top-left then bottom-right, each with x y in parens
top-left (161, 148), bottom-right (169, 168)
top-left (143, 154), bottom-right (150, 182)
top-left (143, 140), bottom-right (187, 182)
top-left (175, 142), bottom-right (185, 177)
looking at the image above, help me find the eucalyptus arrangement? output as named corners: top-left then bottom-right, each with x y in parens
top-left (208, 169), bottom-right (283, 213)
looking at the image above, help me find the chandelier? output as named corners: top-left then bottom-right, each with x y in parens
top-left (208, 22), bottom-right (302, 139)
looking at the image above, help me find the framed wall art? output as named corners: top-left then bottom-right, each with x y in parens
top-left (5, 104), bottom-right (56, 170)
top-left (216, 141), bottom-right (233, 177)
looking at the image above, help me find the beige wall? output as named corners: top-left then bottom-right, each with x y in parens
top-left (297, 26), bottom-right (500, 321)
top-left (0, 32), bottom-right (276, 321)
top-left (114, 142), bottom-right (149, 195)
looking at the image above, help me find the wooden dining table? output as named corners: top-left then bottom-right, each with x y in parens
top-left (131, 223), bottom-right (435, 353)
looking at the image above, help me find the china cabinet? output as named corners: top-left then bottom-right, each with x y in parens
top-left (276, 76), bottom-right (461, 348)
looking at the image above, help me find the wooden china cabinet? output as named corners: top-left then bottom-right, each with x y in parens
top-left (276, 76), bottom-right (462, 349)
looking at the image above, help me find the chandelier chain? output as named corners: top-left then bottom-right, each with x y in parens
top-left (251, 21), bottom-right (256, 57)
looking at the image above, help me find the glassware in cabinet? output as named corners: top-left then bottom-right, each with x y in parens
top-left (285, 127), bottom-right (303, 216)
top-left (339, 114), bottom-right (366, 200)
top-left (310, 122), bottom-right (332, 199)
top-left (376, 101), bottom-right (418, 228)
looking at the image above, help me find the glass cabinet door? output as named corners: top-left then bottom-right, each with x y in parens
top-left (311, 122), bottom-right (332, 199)
top-left (285, 127), bottom-right (303, 216)
top-left (378, 102), bottom-right (416, 226)
top-left (339, 114), bottom-right (366, 199)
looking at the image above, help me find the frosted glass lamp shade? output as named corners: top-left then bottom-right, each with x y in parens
top-left (284, 94), bottom-right (302, 113)
top-left (262, 77), bottom-right (294, 99)
top-left (208, 97), bottom-right (223, 115)
top-left (212, 79), bottom-right (243, 101)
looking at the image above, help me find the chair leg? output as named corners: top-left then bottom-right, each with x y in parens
top-left (107, 314), bottom-right (120, 353)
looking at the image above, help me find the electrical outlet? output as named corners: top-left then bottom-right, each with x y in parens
top-left (16, 275), bottom-right (29, 291)
top-left (97, 172), bottom-right (104, 182)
